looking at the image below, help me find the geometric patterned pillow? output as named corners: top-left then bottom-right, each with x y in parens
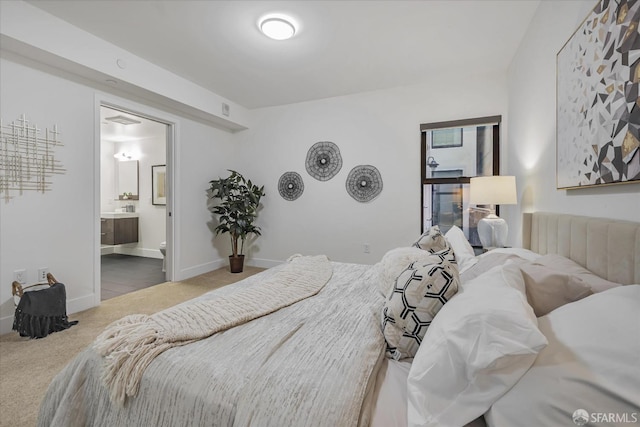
top-left (413, 225), bottom-right (449, 253)
top-left (382, 252), bottom-right (460, 360)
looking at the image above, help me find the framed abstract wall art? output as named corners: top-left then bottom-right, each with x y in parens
top-left (556, 0), bottom-right (639, 189)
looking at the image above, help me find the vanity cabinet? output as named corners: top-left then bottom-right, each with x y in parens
top-left (101, 217), bottom-right (139, 245)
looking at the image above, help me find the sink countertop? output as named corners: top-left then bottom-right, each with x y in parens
top-left (101, 212), bottom-right (139, 218)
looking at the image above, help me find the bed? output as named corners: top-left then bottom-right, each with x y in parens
top-left (38, 212), bottom-right (640, 427)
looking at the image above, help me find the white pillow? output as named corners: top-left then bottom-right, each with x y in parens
top-left (486, 285), bottom-right (640, 427)
top-left (533, 253), bottom-right (621, 293)
top-left (444, 225), bottom-right (478, 273)
top-left (460, 252), bottom-right (528, 283)
top-left (479, 247), bottom-right (541, 262)
top-left (518, 261), bottom-right (593, 317)
top-left (407, 263), bottom-right (548, 427)
top-left (413, 225), bottom-right (449, 253)
top-left (376, 247), bottom-right (443, 296)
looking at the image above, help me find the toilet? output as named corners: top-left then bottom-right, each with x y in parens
top-left (160, 241), bottom-right (166, 272)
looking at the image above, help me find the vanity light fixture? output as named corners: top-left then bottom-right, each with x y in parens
top-left (259, 15), bottom-right (297, 40)
top-left (114, 151), bottom-right (134, 161)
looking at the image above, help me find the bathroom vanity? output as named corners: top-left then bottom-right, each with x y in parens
top-left (101, 213), bottom-right (139, 245)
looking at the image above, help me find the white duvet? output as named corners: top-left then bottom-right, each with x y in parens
top-left (38, 262), bottom-right (386, 427)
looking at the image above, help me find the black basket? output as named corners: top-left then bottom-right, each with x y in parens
top-left (11, 273), bottom-right (78, 338)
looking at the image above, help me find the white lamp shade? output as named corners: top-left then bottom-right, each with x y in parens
top-left (469, 176), bottom-right (517, 205)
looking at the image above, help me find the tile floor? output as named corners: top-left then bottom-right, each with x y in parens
top-left (101, 254), bottom-right (166, 301)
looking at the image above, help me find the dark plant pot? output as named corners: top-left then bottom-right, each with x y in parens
top-left (229, 254), bottom-right (245, 273)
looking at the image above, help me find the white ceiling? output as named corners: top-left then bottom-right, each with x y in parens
top-left (27, 0), bottom-right (541, 109)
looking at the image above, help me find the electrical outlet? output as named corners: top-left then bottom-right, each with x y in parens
top-left (38, 267), bottom-right (49, 282)
top-left (13, 269), bottom-right (27, 284)
top-left (363, 243), bottom-right (370, 254)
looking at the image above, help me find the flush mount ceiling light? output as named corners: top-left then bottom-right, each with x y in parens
top-left (259, 15), bottom-right (296, 40)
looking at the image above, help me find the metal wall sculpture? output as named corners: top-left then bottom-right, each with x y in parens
top-left (278, 171), bottom-right (305, 201)
top-left (556, 0), bottom-right (640, 188)
top-left (305, 141), bottom-right (343, 181)
top-left (346, 165), bottom-right (383, 202)
top-left (0, 114), bottom-right (65, 201)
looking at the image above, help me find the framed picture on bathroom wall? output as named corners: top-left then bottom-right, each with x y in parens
top-left (152, 164), bottom-right (166, 206)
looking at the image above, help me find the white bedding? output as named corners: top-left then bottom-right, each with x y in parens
top-left (39, 232), bottom-right (632, 427)
top-left (371, 359), bottom-right (412, 427)
top-left (370, 359), bottom-right (487, 427)
top-left (369, 249), bottom-right (543, 427)
top-left (39, 262), bottom-right (386, 427)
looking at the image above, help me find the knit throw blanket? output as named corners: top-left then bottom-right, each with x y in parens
top-left (94, 255), bottom-right (333, 405)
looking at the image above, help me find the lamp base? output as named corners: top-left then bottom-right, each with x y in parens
top-left (477, 214), bottom-right (508, 249)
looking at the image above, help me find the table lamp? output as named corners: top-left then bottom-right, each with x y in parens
top-left (469, 176), bottom-right (517, 248)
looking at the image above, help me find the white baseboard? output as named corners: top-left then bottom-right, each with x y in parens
top-left (101, 247), bottom-right (163, 259)
top-left (0, 314), bottom-right (15, 335)
top-left (101, 246), bottom-right (115, 256)
top-left (175, 258), bottom-right (226, 281)
top-left (0, 293), bottom-right (97, 335)
top-left (115, 247), bottom-right (163, 259)
top-left (67, 293), bottom-right (98, 316)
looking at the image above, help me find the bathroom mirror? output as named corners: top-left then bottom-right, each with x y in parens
top-left (116, 160), bottom-right (139, 200)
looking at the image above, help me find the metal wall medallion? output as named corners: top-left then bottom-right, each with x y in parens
top-left (278, 171), bottom-right (304, 201)
top-left (346, 165), bottom-right (383, 202)
top-left (305, 141), bottom-right (343, 181)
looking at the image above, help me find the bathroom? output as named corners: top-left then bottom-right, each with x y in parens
top-left (100, 106), bottom-right (168, 300)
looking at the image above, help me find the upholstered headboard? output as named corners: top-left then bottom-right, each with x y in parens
top-left (522, 212), bottom-right (640, 285)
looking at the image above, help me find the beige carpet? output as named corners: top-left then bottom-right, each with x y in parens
top-left (0, 266), bottom-right (264, 427)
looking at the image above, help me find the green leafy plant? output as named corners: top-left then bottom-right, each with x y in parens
top-left (207, 170), bottom-right (265, 257)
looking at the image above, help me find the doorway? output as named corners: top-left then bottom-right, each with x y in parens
top-left (98, 103), bottom-right (173, 300)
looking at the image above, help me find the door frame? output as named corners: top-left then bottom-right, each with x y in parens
top-left (93, 93), bottom-right (179, 305)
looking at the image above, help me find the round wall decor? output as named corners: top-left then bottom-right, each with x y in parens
top-left (346, 165), bottom-right (383, 202)
top-left (305, 141), bottom-right (343, 181)
top-left (278, 171), bottom-right (304, 201)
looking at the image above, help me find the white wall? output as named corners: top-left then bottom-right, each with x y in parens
top-left (235, 69), bottom-right (509, 266)
top-left (100, 141), bottom-right (116, 214)
top-left (176, 119), bottom-right (238, 277)
top-left (505, 0), bottom-right (640, 244)
top-left (0, 57), bottom-right (97, 333)
top-left (0, 56), bottom-right (236, 334)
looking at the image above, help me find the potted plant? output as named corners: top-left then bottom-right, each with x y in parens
top-left (207, 170), bottom-right (265, 273)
